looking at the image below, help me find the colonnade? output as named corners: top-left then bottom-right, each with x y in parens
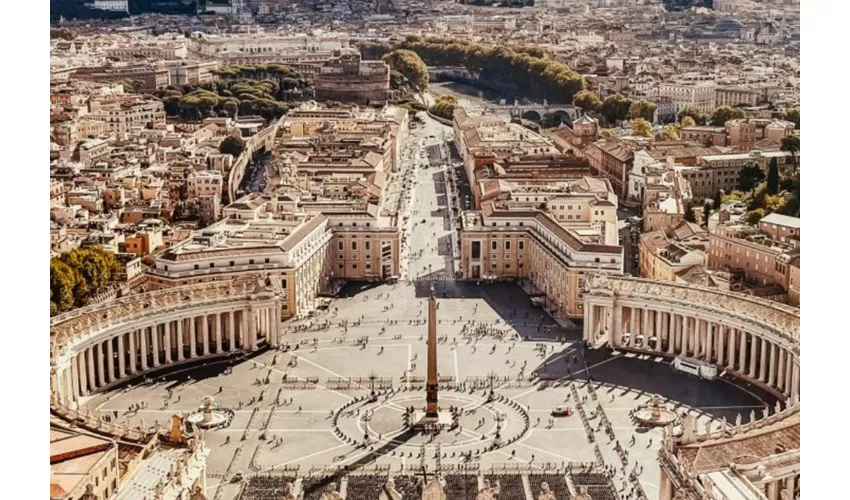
top-left (583, 301), bottom-right (799, 401)
top-left (54, 304), bottom-right (282, 405)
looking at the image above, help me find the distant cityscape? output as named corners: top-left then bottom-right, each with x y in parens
top-left (50, 1), bottom-right (800, 500)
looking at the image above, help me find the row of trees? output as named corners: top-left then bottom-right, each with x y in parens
top-left (155, 66), bottom-right (313, 122)
top-left (572, 92), bottom-right (657, 126)
top-left (50, 247), bottom-right (122, 316)
top-left (358, 37), bottom-right (586, 103)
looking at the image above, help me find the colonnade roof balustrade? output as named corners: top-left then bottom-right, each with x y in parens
top-left (50, 278), bottom-right (265, 356)
top-left (585, 275), bottom-right (800, 349)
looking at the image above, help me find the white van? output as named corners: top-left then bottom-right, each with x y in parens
top-left (672, 356), bottom-right (718, 380)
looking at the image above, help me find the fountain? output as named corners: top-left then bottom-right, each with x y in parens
top-left (633, 394), bottom-right (677, 427)
top-left (185, 396), bottom-right (230, 429)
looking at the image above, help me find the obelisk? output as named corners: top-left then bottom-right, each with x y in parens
top-left (425, 295), bottom-right (439, 418)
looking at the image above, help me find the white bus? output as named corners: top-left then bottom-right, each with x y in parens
top-left (672, 356), bottom-right (718, 380)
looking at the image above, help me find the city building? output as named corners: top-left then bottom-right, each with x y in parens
top-left (313, 50), bottom-right (390, 105)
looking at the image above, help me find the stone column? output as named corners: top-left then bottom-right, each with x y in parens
top-left (727, 328), bottom-right (736, 369)
top-left (228, 312), bottom-right (236, 351)
top-left (249, 309), bottom-right (258, 350)
top-left (655, 310), bottom-right (662, 351)
top-left (611, 304), bottom-right (622, 347)
top-left (628, 307), bottom-right (637, 345)
top-left (140, 327), bottom-right (149, 370)
top-left (241, 309), bottom-right (249, 349)
top-left (202, 314), bottom-right (210, 356)
top-left (681, 316), bottom-right (689, 356)
top-left (274, 307), bottom-right (282, 346)
top-left (767, 480), bottom-right (778, 500)
top-left (96, 342), bottom-right (106, 386)
top-left (664, 313), bottom-right (676, 355)
top-left (785, 353), bottom-right (793, 396)
top-left (129, 330), bottom-right (137, 374)
top-left (77, 353), bottom-right (88, 396)
top-left (164, 321), bottom-right (172, 364)
top-left (106, 339), bottom-right (115, 383)
top-left (87, 347), bottom-right (96, 389)
top-left (177, 319), bottom-right (185, 361)
top-left (694, 318), bottom-right (702, 358)
top-left (738, 330), bottom-right (747, 373)
top-left (768, 343), bottom-right (777, 387)
top-left (641, 308), bottom-right (650, 347)
top-left (705, 322), bottom-right (713, 362)
top-left (776, 349), bottom-right (786, 392)
top-left (717, 324), bottom-right (725, 366)
top-left (189, 316), bottom-right (197, 358)
top-left (215, 313), bottom-right (223, 353)
top-left (784, 476), bottom-right (797, 499)
top-left (118, 333), bottom-right (126, 378)
top-left (749, 334), bottom-right (758, 379)
top-left (759, 338), bottom-right (768, 382)
top-left (151, 324), bottom-right (160, 367)
top-left (791, 362), bottom-right (800, 399)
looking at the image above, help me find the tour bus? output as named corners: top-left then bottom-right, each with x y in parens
top-left (672, 356), bottom-right (718, 380)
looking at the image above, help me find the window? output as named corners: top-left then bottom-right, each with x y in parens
top-left (338, 241), bottom-right (344, 251)
top-left (519, 240), bottom-right (525, 251)
top-left (229, 261), bottom-right (235, 266)
top-left (471, 241), bottom-right (481, 259)
top-left (492, 263), bottom-right (497, 269)
top-left (352, 241), bottom-right (358, 251)
top-left (194, 264), bottom-right (199, 270)
top-left (339, 263), bottom-right (344, 270)
top-left (505, 241), bottom-right (511, 251)
top-left (366, 264), bottom-right (371, 270)
top-left (209, 263), bottom-right (215, 268)
top-left (365, 241), bottom-right (371, 251)
top-left (492, 241), bottom-right (498, 251)
top-left (505, 263), bottom-right (511, 269)
top-left (265, 258), bottom-right (270, 264)
top-left (249, 259), bottom-right (255, 264)
top-left (281, 278), bottom-right (288, 289)
top-left (366, 255), bottom-right (371, 260)
top-left (352, 264), bottom-right (358, 269)
top-left (338, 254), bottom-right (344, 260)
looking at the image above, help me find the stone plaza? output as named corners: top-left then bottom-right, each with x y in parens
top-left (88, 279), bottom-right (771, 500)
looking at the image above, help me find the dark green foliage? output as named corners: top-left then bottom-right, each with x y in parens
top-left (738, 163), bottom-right (766, 193)
top-left (358, 38), bottom-right (585, 103)
top-left (766, 157), bottom-right (780, 195)
top-left (50, 247), bottom-right (121, 315)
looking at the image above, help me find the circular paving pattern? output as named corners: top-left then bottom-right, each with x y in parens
top-left (331, 388), bottom-right (530, 457)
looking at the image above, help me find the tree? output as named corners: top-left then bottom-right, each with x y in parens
top-left (50, 260), bottom-right (76, 315)
top-left (382, 49), bottom-right (429, 90)
top-left (703, 203), bottom-right (711, 223)
top-left (220, 135), bottom-right (246, 157)
top-left (681, 115), bottom-right (696, 127)
top-left (430, 95), bottom-right (458, 119)
top-left (713, 189), bottom-right (723, 210)
top-left (51, 247), bottom-right (121, 314)
top-left (780, 136), bottom-right (800, 174)
top-left (746, 208), bottom-right (766, 225)
top-left (710, 106), bottom-right (746, 126)
top-left (601, 94), bottom-right (632, 125)
top-left (628, 100), bottom-right (657, 122)
top-left (656, 123), bottom-right (680, 141)
top-left (684, 201), bottom-right (697, 223)
top-left (738, 163), bottom-right (765, 193)
top-left (766, 157), bottom-right (780, 195)
top-left (572, 89), bottom-right (602, 113)
top-left (679, 106), bottom-right (706, 125)
top-left (783, 107), bottom-right (800, 129)
top-left (629, 118), bottom-right (653, 138)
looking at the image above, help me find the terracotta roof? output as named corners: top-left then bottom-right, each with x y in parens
top-left (681, 411), bottom-right (800, 473)
top-left (281, 214), bottom-right (327, 251)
